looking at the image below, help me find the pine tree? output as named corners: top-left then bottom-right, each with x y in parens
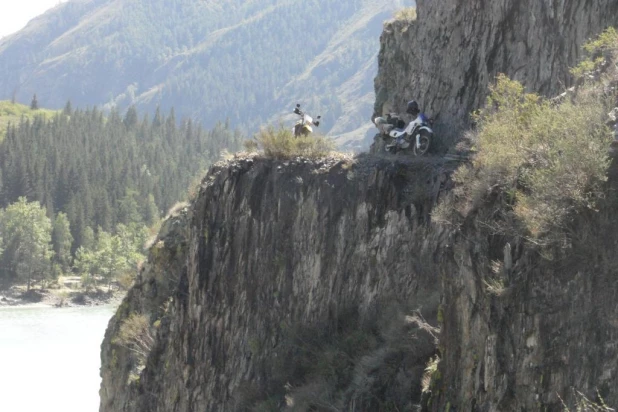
top-left (0, 103), bottom-right (241, 269)
top-left (81, 226), bottom-right (96, 251)
top-left (52, 212), bottom-right (73, 273)
top-left (142, 194), bottom-right (160, 227)
top-left (153, 106), bottom-right (163, 128)
top-left (63, 100), bottom-right (73, 116)
top-left (123, 106), bottom-right (139, 129)
top-left (30, 94), bottom-right (39, 110)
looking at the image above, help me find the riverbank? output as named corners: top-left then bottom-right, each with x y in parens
top-left (0, 280), bottom-right (125, 308)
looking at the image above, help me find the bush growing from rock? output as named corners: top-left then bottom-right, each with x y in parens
top-left (446, 73), bottom-right (612, 243)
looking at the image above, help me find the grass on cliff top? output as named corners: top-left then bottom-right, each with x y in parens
top-left (244, 125), bottom-right (335, 160)
top-left (393, 7), bottom-right (417, 22)
top-left (0, 100), bottom-right (58, 141)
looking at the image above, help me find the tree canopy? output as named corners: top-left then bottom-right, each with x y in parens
top-left (0, 101), bottom-right (241, 288)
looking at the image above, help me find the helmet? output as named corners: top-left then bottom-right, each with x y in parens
top-left (406, 100), bottom-right (419, 115)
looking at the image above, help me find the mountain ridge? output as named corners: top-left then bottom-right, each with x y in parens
top-left (0, 0), bottom-right (414, 149)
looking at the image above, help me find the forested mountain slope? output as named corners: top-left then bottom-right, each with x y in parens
top-left (0, 100), bottom-right (56, 140)
top-left (0, 0), bottom-right (413, 149)
top-left (0, 101), bottom-right (241, 252)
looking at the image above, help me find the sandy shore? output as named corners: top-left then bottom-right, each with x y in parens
top-left (0, 284), bottom-right (125, 308)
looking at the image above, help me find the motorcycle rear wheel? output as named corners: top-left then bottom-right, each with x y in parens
top-left (413, 130), bottom-right (431, 156)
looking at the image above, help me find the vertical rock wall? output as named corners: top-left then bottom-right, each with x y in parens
top-left (373, 0), bottom-right (618, 144)
top-left (431, 203), bottom-right (618, 410)
top-left (100, 155), bottom-right (618, 411)
top-left (100, 156), bottom-right (452, 411)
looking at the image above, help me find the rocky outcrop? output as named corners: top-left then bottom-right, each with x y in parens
top-left (100, 205), bottom-right (191, 412)
top-left (100, 155), bottom-right (455, 411)
top-left (373, 0), bottom-right (618, 146)
top-left (100, 151), bottom-right (618, 411)
top-left (432, 200), bottom-right (618, 410)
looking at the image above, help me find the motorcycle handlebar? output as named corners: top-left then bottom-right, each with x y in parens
top-left (292, 106), bottom-right (321, 128)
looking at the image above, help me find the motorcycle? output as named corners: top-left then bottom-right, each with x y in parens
top-left (373, 113), bottom-right (433, 156)
top-left (293, 104), bottom-right (321, 137)
top-left (373, 113), bottom-right (406, 137)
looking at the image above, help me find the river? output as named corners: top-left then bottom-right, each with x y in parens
top-left (0, 305), bottom-right (115, 412)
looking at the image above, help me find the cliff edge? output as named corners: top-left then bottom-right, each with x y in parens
top-left (100, 154), bottom-right (454, 411)
top-left (100, 149), bottom-right (618, 411)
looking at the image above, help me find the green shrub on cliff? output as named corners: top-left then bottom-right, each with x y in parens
top-left (250, 125), bottom-right (334, 160)
top-left (113, 313), bottom-right (154, 362)
top-left (571, 27), bottom-right (618, 78)
top-left (446, 74), bottom-right (612, 242)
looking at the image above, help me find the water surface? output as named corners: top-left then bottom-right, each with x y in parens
top-left (0, 305), bottom-right (115, 412)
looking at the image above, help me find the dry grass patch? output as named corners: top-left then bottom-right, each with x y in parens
top-left (250, 125), bottom-right (334, 160)
top-left (560, 389), bottom-right (614, 411)
top-left (393, 7), bottom-right (417, 21)
top-left (113, 313), bottom-right (155, 361)
top-left (421, 355), bottom-right (441, 393)
top-left (166, 201), bottom-right (190, 219)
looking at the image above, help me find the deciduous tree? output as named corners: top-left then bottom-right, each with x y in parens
top-left (0, 198), bottom-right (53, 289)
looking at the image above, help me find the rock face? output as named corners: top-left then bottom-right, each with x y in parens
top-left (100, 154), bottom-right (618, 411)
top-left (434, 204), bottom-right (618, 410)
top-left (100, 155), bottom-right (453, 411)
top-left (99, 204), bottom-right (191, 412)
top-left (373, 0), bottom-right (618, 145)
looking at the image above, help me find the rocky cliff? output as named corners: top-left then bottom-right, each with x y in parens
top-left (100, 154), bottom-right (454, 411)
top-left (373, 0), bottom-right (618, 145)
top-left (433, 190), bottom-right (618, 410)
top-left (100, 152), bottom-right (618, 411)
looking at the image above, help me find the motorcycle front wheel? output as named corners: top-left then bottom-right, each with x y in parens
top-left (413, 130), bottom-right (431, 156)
